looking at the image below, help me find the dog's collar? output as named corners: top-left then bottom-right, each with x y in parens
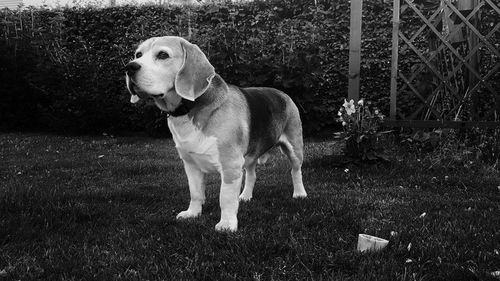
top-left (166, 99), bottom-right (195, 117)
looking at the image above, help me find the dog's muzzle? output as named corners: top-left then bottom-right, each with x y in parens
top-left (125, 62), bottom-right (156, 100)
top-left (125, 61), bottom-right (141, 77)
top-left (125, 61), bottom-right (171, 105)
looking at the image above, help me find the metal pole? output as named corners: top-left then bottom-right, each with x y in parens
top-left (348, 0), bottom-right (363, 102)
top-left (390, 0), bottom-right (400, 119)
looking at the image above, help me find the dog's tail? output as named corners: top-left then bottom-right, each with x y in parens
top-left (257, 153), bottom-right (271, 165)
top-left (257, 146), bottom-right (287, 164)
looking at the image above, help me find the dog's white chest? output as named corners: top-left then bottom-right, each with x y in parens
top-left (168, 116), bottom-right (221, 173)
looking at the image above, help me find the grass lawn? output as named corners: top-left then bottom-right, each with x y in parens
top-left (1, 133), bottom-right (499, 280)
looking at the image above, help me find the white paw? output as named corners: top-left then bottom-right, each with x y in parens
top-left (176, 210), bottom-right (201, 220)
top-left (293, 191), bottom-right (308, 199)
top-left (238, 193), bottom-right (252, 202)
top-left (215, 219), bottom-right (238, 232)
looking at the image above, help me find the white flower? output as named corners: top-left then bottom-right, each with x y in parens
top-left (343, 99), bottom-right (356, 115)
top-left (338, 111), bottom-right (342, 116)
top-left (374, 109), bottom-right (379, 115)
top-left (344, 168), bottom-right (349, 173)
top-left (342, 121), bottom-right (347, 126)
top-left (358, 99), bottom-right (364, 106)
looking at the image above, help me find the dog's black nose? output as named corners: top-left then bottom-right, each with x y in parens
top-left (125, 61), bottom-right (141, 76)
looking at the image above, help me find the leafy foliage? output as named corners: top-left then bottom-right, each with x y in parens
top-left (0, 1), bottom-right (383, 135)
top-left (402, 128), bottom-right (500, 169)
top-left (0, 0), bottom-right (497, 135)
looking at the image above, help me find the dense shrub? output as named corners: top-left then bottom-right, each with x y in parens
top-left (0, 0), bottom-right (497, 135)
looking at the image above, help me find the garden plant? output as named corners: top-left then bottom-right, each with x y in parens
top-left (336, 99), bottom-right (391, 162)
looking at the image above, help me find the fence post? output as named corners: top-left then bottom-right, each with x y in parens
top-left (458, 0), bottom-right (481, 120)
top-left (390, 0), bottom-right (400, 120)
top-left (348, 0), bottom-right (363, 102)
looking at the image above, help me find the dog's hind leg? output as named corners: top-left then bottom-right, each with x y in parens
top-left (279, 117), bottom-right (307, 199)
top-left (239, 160), bottom-right (257, 202)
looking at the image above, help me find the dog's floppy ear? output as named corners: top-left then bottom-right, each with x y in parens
top-left (175, 40), bottom-right (215, 101)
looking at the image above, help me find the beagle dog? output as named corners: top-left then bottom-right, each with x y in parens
top-left (125, 36), bottom-right (307, 231)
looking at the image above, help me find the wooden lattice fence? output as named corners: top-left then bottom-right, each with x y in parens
top-left (387, 0), bottom-right (500, 128)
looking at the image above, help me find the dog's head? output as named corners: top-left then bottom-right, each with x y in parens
top-left (125, 36), bottom-right (215, 112)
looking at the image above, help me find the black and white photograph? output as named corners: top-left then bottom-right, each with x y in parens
top-left (1, 0), bottom-right (499, 279)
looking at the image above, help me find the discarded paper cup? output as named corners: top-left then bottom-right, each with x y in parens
top-left (357, 234), bottom-right (389, 252)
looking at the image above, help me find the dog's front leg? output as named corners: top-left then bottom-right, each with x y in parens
top-left (215, 164), bottom-right (243, 232)
top-left (177, 161), bottom-right (205, 220)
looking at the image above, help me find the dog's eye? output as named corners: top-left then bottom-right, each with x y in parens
top-left (135, 52), bottom-right (142, 59)
top-left (157, 51), bottom-right (170, 60)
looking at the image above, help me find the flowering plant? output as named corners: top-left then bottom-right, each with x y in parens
top-left (335, 99), bottom-right (391, 161)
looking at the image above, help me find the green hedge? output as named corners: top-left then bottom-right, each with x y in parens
top-left (0, 0), bottom-right (496, 135)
